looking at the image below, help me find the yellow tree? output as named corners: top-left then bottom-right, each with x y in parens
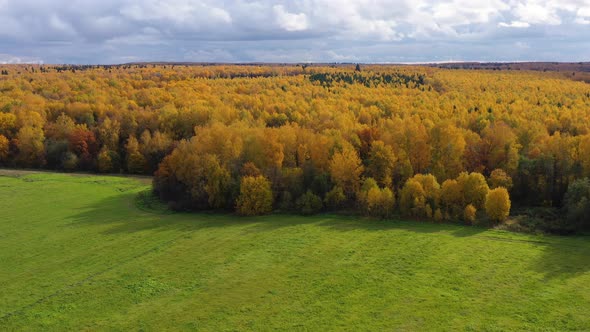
top-left (430, 123), bottom-right (466, 181)
top-left (464, 204), bottom-right (477, 224)
top-left (480, 122), bottom-right (521, 175)
top-left (485, 187), bottom-right (511, 222)
top-left (399, 177), bottom-right (427, 218)
top-left (366, 187), bottom-right (395, 218)
top-left (236, 176), bottom-right (274, 216)
top-left (366, 140), bottom-right (397, 188)
top-left (488, 169), bottom-right (513, 190)
top-left (457, 172), bottom-right (489, 210)
top-left (580, 134), bottom-right (590, 177)
top-left (126, 136), bottom-right (146, 174)
top-left (329, 147), bottom-right (364, 197)
top-left (0, 134), bottom-right (8, 163)
top-left (16, 126), bottom-right (45, 167)
top-left (97, 147), bottom-right (113, 173)
top-left (440, 179), bottom-right (464, 218)
top-left (413, 173), bottom-right (441, 212)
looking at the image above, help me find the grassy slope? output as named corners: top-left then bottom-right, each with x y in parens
top-left (0, 173), bottom-right (589, 331)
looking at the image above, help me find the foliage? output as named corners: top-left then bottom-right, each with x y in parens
top-left (458, 172), bottom-right (489, 210)
top-left (295, 190), bottom-right (323, 215)
top-left (324, 186), bottom-right (346, 210)
top-left (562, 178), bottom-right (590, 230)
top-left (0, 134), bottom-right (9, 163)
top-left (485, 187), bottom-right (511, 222)
top-left (329, 147), bottom-right (364, 198)
top-left (488, 168), bottom-right (513, 190)
top-left (366, 140), bottom-right (396, 188)
top-left (464, 204), bottom-right (477, 224)
top-left (236, 176), bottom-right (273, 216)
top-left (0, 64), bottom-right (589, 225)
top-left (366, 187), bottom-right (395, 218)
top-left (399, 177), bottom-right (427, 218)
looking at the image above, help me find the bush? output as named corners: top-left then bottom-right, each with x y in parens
top-left (62, 152), bottom-right (79, 171)
top-left (458, 172), bottom-right (489, 209)
top-left (463, 204), bottom-right (477, 224)
top-left (366, 187), bottom-right (395, 218)
top-left (278, 191), bottom-right (294, 211)
top-left (236, 176), bottom-right (273, 216)
top-left (399, 178), bottom-right (426, 218)
top-left (325, 186), bottom-right (346, 210)
top-left (97, 147), bottom-right (113, 173)
top-left (0, 134), bottom-right (7, 163)
top-left (488, 169), bottom-right (513, 190)
top-left (440, 179), bottom-right (463, 218)
top-left (434, 208), bottom-right (443, 222)
top-left (295, 190), bottom-right (323, 215)
top-left (485, 187), bottom-right (511, 223)
top-left (562, 178), bottom-right (590, 230)
top-left (127, 152), bottom-right (146, 174)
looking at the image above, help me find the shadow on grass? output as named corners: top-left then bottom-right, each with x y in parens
top-left (531, 236), bottom-right (590, 280)
top-left (68, 191), bottom-right (489, 237)
top-left (68, 191), bottom-right (590, 279)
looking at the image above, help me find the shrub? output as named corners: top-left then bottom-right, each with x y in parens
top-left (440, 179), bottom-right (463, 218)
top-left (464, 204), bottom-right (477, 224)
top-left (278, 191), bottom-right (294, 211)
top-left (488, 168), bottom-right (513, 190)
top-left (358, 177), bottom-right (379, 213)
top-left (366, 187), bottom-right (395, 218)
top-left (295, 190), bottom-right (323, 215)
top-left (62, 152), bottom-right (79, 171)
top-left (485, 187), bottom-right (511, 223)
top-left (399, 178), bottom-right (426, 218)
top-left (236, 176), bottom-right (273, 216)
top-left (0, 134), bottom-right (8, 162)
top-left (562, 178), bottom-right (590, 230)
top-left (434, 208), bottom-right (443, 222)
top-left (127, 152), bottom-right (146, 174)
top-left (325, 186), bottom-right (346, 210)
top-left (97, 147), bottom-right (113, 173)
top-left (458, 172), bottom-right (489, 209)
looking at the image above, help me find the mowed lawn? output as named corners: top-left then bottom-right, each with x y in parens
top-left (1, 173), bottom-right (590, 331)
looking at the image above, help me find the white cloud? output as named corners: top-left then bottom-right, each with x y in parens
top-left (499, 21), bottom-right (531, 28)
top-left (273, 5), bottom-right (308, 31)
top-left (576, 6), bottom-right (590, 23)
top-left (0, 53), bottom-right (43, 64)
top-left (513, 2), bottom-right (561, 25)
top-left (1, 0), bottom-right (590, 63)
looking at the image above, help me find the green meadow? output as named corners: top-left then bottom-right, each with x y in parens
top-left (1, 171), bottom-right (589, 331)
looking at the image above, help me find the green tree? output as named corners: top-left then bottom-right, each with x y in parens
top-left (324, 186), bottom-right (346, 210)
top-left (295, 190), bottom-right (323, 215)
top-left (562, 178), bottom-right (590, 230)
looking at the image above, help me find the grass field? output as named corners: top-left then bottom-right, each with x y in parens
top-left (1, 172), bottom-right (590, 331)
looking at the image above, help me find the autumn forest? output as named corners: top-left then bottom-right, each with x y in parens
top-left (1, 64), bottom-right (589, 232)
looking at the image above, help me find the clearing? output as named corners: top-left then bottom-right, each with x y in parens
top-left (1, 172), bottom-right (589, 331)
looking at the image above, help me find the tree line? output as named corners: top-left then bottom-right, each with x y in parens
top-left (0, 64), bottom-right (589, 231)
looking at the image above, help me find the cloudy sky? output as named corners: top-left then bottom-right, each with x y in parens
top-left (0, 0), bottom-right (589, 64)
